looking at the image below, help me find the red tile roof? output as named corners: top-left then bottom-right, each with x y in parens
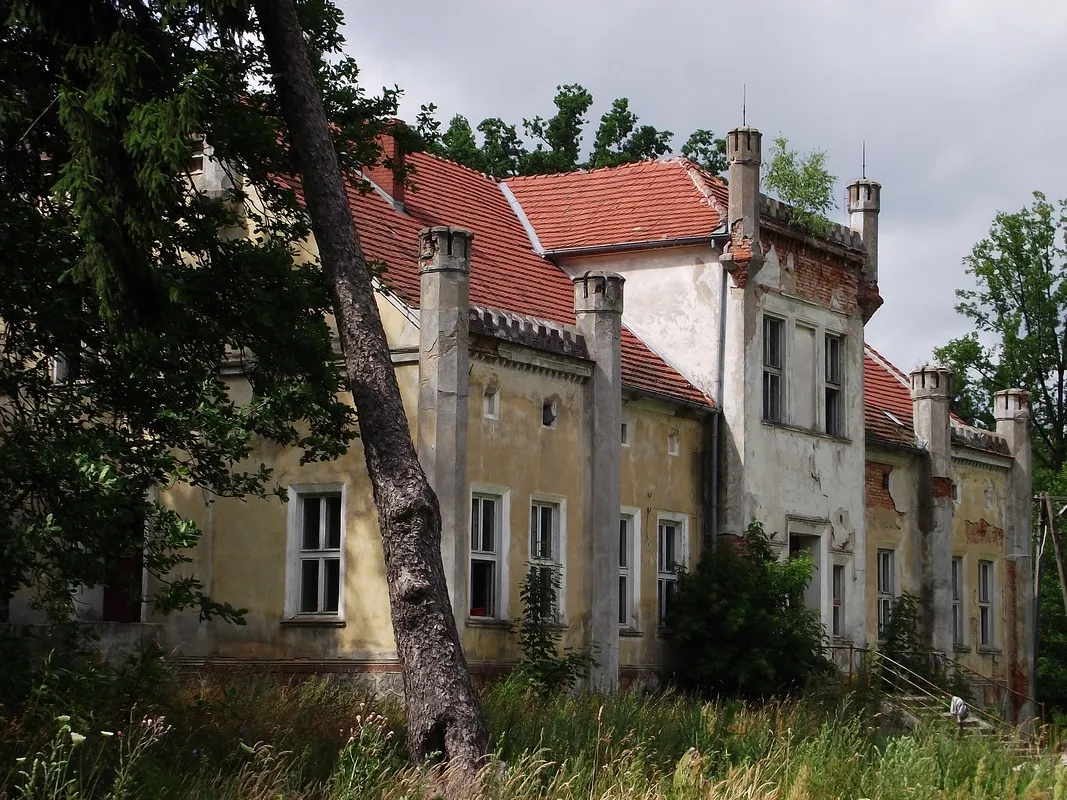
top-left (286, 153), bottom-right (713, 409)
top-left (503, 160), bottom-right (726, 252)
top-left (863, 345), bottom-right (916, 447)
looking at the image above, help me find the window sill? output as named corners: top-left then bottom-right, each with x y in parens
top-left (953, 644), bottom-right (971, 654)
top-left (280, 617), bottom-right (345, 628)
top-left (978, 645), bottom-right (1001, 655)
top-left (619, 627), bottom-right (644, 638)
top-left (761, 419), bottom-right (852, 444)
top-left (466, 617), bottom-right (511, 630)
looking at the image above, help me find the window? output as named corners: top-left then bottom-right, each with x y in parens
top-left (189, 135), bottom-right (205, 174)
top-left (542, 399), bottom-right (558, 428)
top-left (952, 557), bottom-right (964, 647)
top-left (530, 499), bottom-right (564, 615)
top-left (621, 421), bottom-right (631, 446)
top-left (979, 560), bottom-right (994, 647)
top-left (657, 517), bottom-right (686, 627)
top-left (877, 549), bottom-right (895, 638)
top-left (667, 431), bottom-right (680, 457)
top-left (832, 564), bottom-right (845, 638)
top-left (824, 334), bottom-right (843, 436)
top-left (619, 516), bottom-right (632, 625)
top-left (483, 387), bottom-right (500, 420)
top-left (470, 494), bottom-right (502, 617)
top-left (289, 491), bottom-right (343, 617)
top-left (763, 316), bottom-right (783, 422)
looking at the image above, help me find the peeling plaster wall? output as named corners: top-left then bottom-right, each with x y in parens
top-left (554, 246), bottom-right (723, 397)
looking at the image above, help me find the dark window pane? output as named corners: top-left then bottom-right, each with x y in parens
top-left (302, 497), bottom-right (320, 550)
top-left (619, 520), bottom-right (628, 568)
top-left (482, 499), bottom-right (495, 553)
top-left (472, 498), bottom-right (481, 550)
top-left (300, 559), bottom-right (319, 613)
top-left (530, 505), bottom-right (538, 556)
top-left (619, 575), bottom-right (628, 624)
top-left (326, 496), bottom-right (342, 550)
top-left (539, 506), bottom-right (553, 560)
top-left (323, 558), bottom-right (340, 613)
top-left (470, 560), bottom-right (494, 616)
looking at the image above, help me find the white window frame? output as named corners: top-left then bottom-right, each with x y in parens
top-left (763, 315), bottom-right (784, 423)
top-left (483, 386), bottom-right (500, 420)
top-left (530, 493), bottom-right (567, 618)
top-left (876, 548), bottom-right (895, 639)
top-left (979, 560), bottom-right (994, 647)
top-left (656, 512), bottom-right (689, 628)
top-left (952, 556), bottom-right (965, 647)
top-left (831, 563), bottom-right (845, 639)
top-left (285, 483), bottom-right (346, 620)
top-left (468, 484), bottom-right (510, 620)
top-left (619, 507), bottom-right (642, 629)
top-left (824, 333), bottom-right (844, 436)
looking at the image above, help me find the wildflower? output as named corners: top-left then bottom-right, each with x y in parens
top-left (15, 758), bottom-right (25, 764)
top-left (56, 715), bottom-right (70, 723)
top-left (70, 732), bottom-right (86, 745)
top-left (100, 731), bottom-right (114, 737)
top-left (116, 730), bottom-right (124, 739)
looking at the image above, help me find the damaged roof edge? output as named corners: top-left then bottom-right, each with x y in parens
top-left (499, 181), bottom-right (545, 255)
top-left (541, 228), bottom-right (729, 260)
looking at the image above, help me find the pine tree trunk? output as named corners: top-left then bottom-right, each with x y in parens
top-left (253, 0), bottom-right (488, 770)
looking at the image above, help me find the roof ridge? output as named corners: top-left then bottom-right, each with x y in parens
top-left (504, 158), bottom-right (673, 183)
top-left (864, 343), bottom-right (912, 388)
top-left (414, 149), bottom-right (502, 185)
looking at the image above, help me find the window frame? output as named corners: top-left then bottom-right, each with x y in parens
top-left (656, 512), bottom-right (689, 629)
top-left (482, 386), bottom-right (501, 420)
top-left (876, 549), bottom-right (895, 639)
top-left (619, 507), bottom-right (642, 630)
top-left (469, 484), bottom-right (511, 621)
top-left (762, 315), bottom-right (784, 423)
top-left (952, 556), bottom-right (965, 647)
top-left (831, 563), bottom-right (845, 639)
top-left (978, 559), bottom-right (994, 648)
top-left (824, 333), bottom-right (844, 436)
top-left (285, 483), bottom-right (346, 621)
top-left (530, 493), bottom-right (567, 618)
top-left (621, 420), bottom-right (631, 447)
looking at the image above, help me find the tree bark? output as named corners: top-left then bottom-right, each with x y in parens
top-left (252, 0), bottom-right (488, 770)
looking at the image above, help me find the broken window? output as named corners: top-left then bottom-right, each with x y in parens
top-left (667, 430), bottom-right (680, 456)
top-left (952, 556), bottom-right (964, 647)
top-left (295, 492), bottom-right (343, 616)
top-left (762, 316), bottom-right (783, 422)
top-left (876, 549), bottom-right (895, 639)
top-left (657, 517), bottom-right (685, 627)
top-left (825, 334), bottom-right (843, 436)
top-left (542, 399), bottom-right (558, 427)
top-left (979, 560), bottom-right (994, 647)
top-left (621, 421), bottom-right (631, 446)
top-left (470, 494), bottom-right (501, 617)
top-left (483, 387), bottom-right (500, 419)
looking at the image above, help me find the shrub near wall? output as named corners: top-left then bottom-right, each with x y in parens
top-left (668, 521), bottom-right (833, 697)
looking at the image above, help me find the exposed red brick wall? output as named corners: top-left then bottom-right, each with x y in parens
top-left (764, 231), bottom-right (860, 316)
top-left (865, 461), bottom-right (897, 511)
top-left (932, 477), bottom-right (954, 500)
top-left (964, 518), bottom-right (1005, 546)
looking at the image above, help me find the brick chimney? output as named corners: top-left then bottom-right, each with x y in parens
top-left (720, 126), bottom-right (762, 281)
top-left (364, 120), bottom-right (406, 212)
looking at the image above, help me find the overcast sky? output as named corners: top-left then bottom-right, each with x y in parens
top-left (337, 0), bottom-right (1067, 372)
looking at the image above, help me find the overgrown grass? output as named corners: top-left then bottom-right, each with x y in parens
top-left (2, 666), bottom-right (1064, 799)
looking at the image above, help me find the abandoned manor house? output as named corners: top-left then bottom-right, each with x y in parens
top-left (11, 123), bottom-right (1037, 722)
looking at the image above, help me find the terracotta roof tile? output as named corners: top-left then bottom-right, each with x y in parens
top-left (504, 159), bottom-right (726, 251)
top-left (282, 153), bottom-right (713, 409)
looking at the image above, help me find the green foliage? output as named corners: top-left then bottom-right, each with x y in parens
top-left (669, 521), bottom-right (833, 697)
top-left (939, 192), bottom-right (1067, 474)
top-left (680, 129), bottom-right (728, 177)
top-left (511, 563), bottom-right (594, 694)
top-left (521, 83), bottom-right (594, 174)
top-left (762, 136), bottom-right (838, 237)
top-left (587, 98), bottom-right (672, 170)
top-left (0, 0), bottom-right (447, 621)
top-left (881, 592), bottom-right (926, 676)
top-left (433, 114), bottom-right (483, 172)
top-left (476, 117), bottom-right (525, 178)
top-left (933, 333), bottom-right (997, 429)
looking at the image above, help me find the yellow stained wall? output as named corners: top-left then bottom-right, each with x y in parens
top-left (951, 459), bottom-right (1012, 682)
top-left (865, 445), bottom-right (1016, 685)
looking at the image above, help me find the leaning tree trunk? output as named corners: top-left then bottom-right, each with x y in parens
top-left (253, 0), bottom-right (488, 770)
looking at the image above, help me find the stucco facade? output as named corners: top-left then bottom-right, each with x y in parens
top-left (9, 122), bottom-right (1036, 719)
